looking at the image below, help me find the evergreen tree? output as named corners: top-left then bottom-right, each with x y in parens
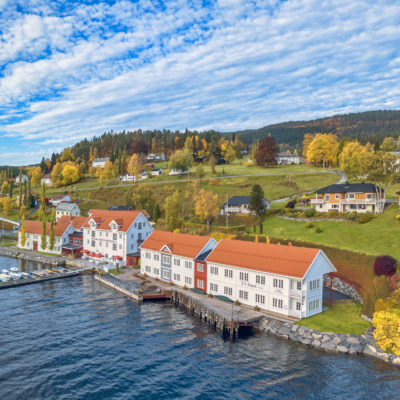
top-left (18, 169), bottom-right (23, 207)
top-left (20, 205), bottom-right (27, 247)
top-left (49, 208), bottom-right (56, 251)
top-left (153, 203), bottom-right (161, 222)
top-left (249, 184), bottom-right (266, 234)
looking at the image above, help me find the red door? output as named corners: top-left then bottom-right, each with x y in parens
top-left (33, 241), bottom-right (38, 251)
top-left (194, 262), bottom-right (207, 293)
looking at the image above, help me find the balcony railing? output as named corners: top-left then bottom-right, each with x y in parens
top-left (339, 198), bottom-right (379, 205)
top-left (310, 198), bottom-right (324, 204)
top-left (289, 289), bottom-right (304, 299)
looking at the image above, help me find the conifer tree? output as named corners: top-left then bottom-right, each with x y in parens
top-left (49, 208), bottom-right (56, 251)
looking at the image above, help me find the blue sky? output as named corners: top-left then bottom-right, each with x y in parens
top-left (1, 0), bottom-right (400, 165)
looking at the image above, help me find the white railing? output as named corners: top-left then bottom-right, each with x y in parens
top-left (310, 198), bottom-right (324, 204)
top-left (289, 289), bottom-right (303, 299)
top-left (339, 198), bottom-right (378, 205)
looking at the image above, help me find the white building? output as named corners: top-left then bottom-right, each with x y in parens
top-left (205, 239), bottom-right (336, 319)
top-left (151, 168), bottom-right (163, 176)
top-left (82, 209), bottom-right (153, 266)
top-left (92, 158), bottom-right (110, 168)
top-left (276, 153), bottom-right (305, 165)
top-left (119, 174), bottom-right (137, 182)
top-left (139, 230), bottom-right (217, 287)
top-left (169, 169), bottom-right (189, 176)
top-left (55, 202), bottom-right (81, 221)
top-left (18, 216), bottom-right (75, 254)
top-left (220, 196), bottom-right (270, 216)
top-left (41, 174), bottom-right (53, 187)
top-left (15, 174), bottom-right (29, 184)
top-left (49, 195), bottom-right (71, 207)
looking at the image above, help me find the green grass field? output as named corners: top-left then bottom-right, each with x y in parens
top-left (296, 302), bottom-right (370, 334)
top-left (262, 203), bottom-right (400, 259)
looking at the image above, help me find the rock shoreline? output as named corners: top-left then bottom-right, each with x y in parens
top-left (0, 246), bottom-right (66, 267)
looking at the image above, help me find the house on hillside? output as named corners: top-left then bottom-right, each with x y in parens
top-left (276, 153), bottom-right (305, 165)
top-left (311, 182), bottom-right (385, 213)
top-left (41, 174), bottom-right (52, 187)
top-left (169, 169), bottom-right (189, 176)
top-left (18, 215), bottom-right (75, 254)
top-left (55, 202), bottom-right (81, 221)
top-left (139, 230), bottom-right (217, 290)
top-left (92, 158), bottom-right (109, 168)
top-left (151, 168), bottom-right (163, 176)
top-left (205, 239), bottom-right (336, 319)
top-left (49, 195), bottom-right (71, 207)
top-left (15, 174), bottom-right (29, 184)
top-left (119, 174), bottom-right (137, 182)
top-left (220, 196), bottom-right (271, 216)
top-left (82, 209), bottom-right (153, 266)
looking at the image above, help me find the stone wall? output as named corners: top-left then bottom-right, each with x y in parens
top-left (0, 246), bottom-right (65, 267)
top-left (259, 317), bottom-right (400, 368)
top-left (324, 275), bottom-right (363, 304)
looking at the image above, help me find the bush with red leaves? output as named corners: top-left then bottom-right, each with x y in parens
top-left (374, 256), bottom-right (397, 277)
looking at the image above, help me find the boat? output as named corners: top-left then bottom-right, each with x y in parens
top-left (20, 272), bottom-right (30, 279)
top-left (9, 267), bottom-right (22, 280)
top-left (1, 269), bottom-right (19, 281)
top-left (33, 270), bottom-right (45, 277)
top-left (0, 273), bottom-right (11, 282)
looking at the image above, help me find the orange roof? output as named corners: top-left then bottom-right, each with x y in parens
top-left (70, 216), bottom-right (88, 230)
top-left (206, 239), bottom-right (320, 278)
top-left (140, 230), bottom-right (211, 258)
top-left (83, 209), bottom-right (149, 232)
top-left (22, 216), bottom-right (72, 237)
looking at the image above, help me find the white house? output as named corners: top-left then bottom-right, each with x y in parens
top-left (18, 216), bottom-right (75, 254)
top-left (41, 174), bottom-right (52, 187)
top-left (276, 153), bottom-right (305, 165)
top-left (55, 202), bottom-right (81, 221)
top-left (139, 230), bottom-right (217, 287)
top-left (220, 196), bottom-right (271, 216)
top-left (119, 174), bottom-right (137, 182)
top-left (49, 195), bottom-right (71, 207)
top-left (151, 168), bottom-right (163, 176)
top-left (92, 158), bottom-right (109, 168)
top-left (15, 174), bottom-right (29, 184)
top-left (82, 209), bottom-right (153, 266)
top-left (169, 169), bottom-right (189, 176)
top-left (205, 239), bottom-right (336, 319)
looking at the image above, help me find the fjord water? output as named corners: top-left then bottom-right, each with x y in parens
top-left (0, 256), bottom-right (399, 400)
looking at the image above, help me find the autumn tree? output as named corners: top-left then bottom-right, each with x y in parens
top-left (126, 185), bottom-right (154, 213)
top-left (49, 208), bottom-right (56, 251)
top-left (249, 184), bottom-right (266, 233)
top-left (255, 136), bottom-right (278, 166)
top-left (127, 154), bottom-right (142, 179)
top-left (61, 164), bottom-right (80, 186)
top-left (306, 133), bottom-right (339, 167)
top-left (163, 191), bottom-right (182, 230)
top-left (51, 162), bottom-right (63, 187)
top-left (1, 181), bottom-right (10, 196)
top-left (168, 150), bottom-right (192, 172)
top-left (20, 208), bottom-right (26, 247)
top-left (381, 137), bottom-right (395, 152)
top-left (194, 189), bottom-right (219, 231)
top-left (102, 161), bottom-right (115, 180)
top-left (339, 141), bottom-right (368, 178)
top-left (1, 196), bottom-right (13, 217)
top-left (224, 145), bottom-right (236, 164)
top-left (209, 155), bottom-right (216, 174)
top-left (302, 133), bottom-right (315, 157)
top-left (59, 148), bottom-right (74, 162)
top-left (30, 166), bottom-right (43, 185)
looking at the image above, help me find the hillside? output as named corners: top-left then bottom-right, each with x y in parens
top-left (226, 110), bottom-right (400, 146)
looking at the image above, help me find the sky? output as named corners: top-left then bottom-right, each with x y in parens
top-left (1, 0), bottom-right (400, 165)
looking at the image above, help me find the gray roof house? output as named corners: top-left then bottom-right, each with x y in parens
top-left (55, 202), bottom-right (81, 220)
top-left (220, 196), bottom-right (271, 216)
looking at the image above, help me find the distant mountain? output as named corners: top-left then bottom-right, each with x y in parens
top-left (225, 110), bottom-right (400, 146)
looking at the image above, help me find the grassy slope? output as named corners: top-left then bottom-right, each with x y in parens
top-left (262, 204), bottom-right (400, 259)
top-left (296, 302), bottom-right (370, 334)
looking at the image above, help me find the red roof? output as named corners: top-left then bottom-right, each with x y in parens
top-left (70, 216), bottom-right (87, 230)
top-left (21, 215), bottom-right (72, 237)
top-left (83, 209), bottom-right (149, 232)
top-left (206, 239), bottom-right (320, 278)
top-left (140, 230), bottom-right (211, 258)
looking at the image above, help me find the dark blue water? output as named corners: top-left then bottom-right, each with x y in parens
top-left (0, 257), bottom-right (399, 400)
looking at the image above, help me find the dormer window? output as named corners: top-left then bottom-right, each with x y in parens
top-left (111, 223), bottom-right (117, 230)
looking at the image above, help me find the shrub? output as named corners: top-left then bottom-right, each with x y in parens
top-left (183, 285), bottom-right (188, 290)
top-left (358, 213), bottom-right (373, 224)
top-left (254, 305), bottom-right (260, 311)
top-left (327, 210), bottom-right (339, 218)
top-left (234, 300), bottom-right (241, 305)
top-left (373, 310), bottom-right (400, 355)
top-left (209, 179), bottom-right (219, 186)
top-left (374, 256), bottom-right (397, 277)
top-left (305, 209), bottom-right (316, 218)
top-left (396, 214), bottom-right (400, 221)
top-left (315, 227), bottom-right (323, 233)
top-left (169, 280), bottom-right (174, 285)
top-left (285, 199), bottom-right (296, 209)
top-left (305, 221), bottom-right (313, 229)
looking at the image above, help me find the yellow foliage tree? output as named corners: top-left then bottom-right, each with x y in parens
top-left (194, 189), bottom-right (219, 231)
top-left (306, 133), bottom-right (339, 167)
top-left (381, 137), bottom-right (395, 152)
top-left (224, 145), bottom-right (236, 163)
top-left (163, 191), bottom-right (181, 230)
top-left (2, 196), bottom-right (13, 217)
top-left (302, 133), bottom-right (315, 157)
top-left (339, 141), bottom-right (368, 179)
top-left (373, 310), bottom-right (400, 355)
top-left (51, 162), bottom-right (63, 187)
top-left (127, 154), bottom-right (141, 179)
top-left (31, 166), bottom-right (43, 185)
top-left (61, 164), bottom-right (80, 186)
top-left (102, 161), bottom-right (115, 179)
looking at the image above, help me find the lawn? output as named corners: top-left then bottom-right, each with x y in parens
top-left (262, 203), bottom-right (400, 260)
top-left (109, 269), bottom-right (124, 275)
top-left (296, 302), bottom-right (370, 334)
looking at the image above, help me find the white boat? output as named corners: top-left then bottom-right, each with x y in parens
top-left (0, 273), bottom-right (11, 282)
top-left (10, 267), bottom-right (19, 273)
top-left (9, 271), bottom-right (22, 280)
top-left (20, 272), bottom-right (30, 279)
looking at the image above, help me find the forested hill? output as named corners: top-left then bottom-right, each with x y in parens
top-left (226, 110), bottom-right (400, 146)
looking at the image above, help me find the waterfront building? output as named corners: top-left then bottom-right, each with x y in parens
top-left (55, 202), bottom-right (81, 221)
top-left (139, 230), bottom-right (217, 288)
top-left (82, 209), bottom-right (152, 266)
top-left (206, 239), bottom-right (336, 319)
top-left (61, 216), bottom-right (87, 258)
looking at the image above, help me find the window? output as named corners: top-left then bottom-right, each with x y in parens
top-left (325, 194), bottom-right (330, 201)
top-left (173, 274), bottom-right (180, 282)
top-left (331, 204), bottom-right (339, 209)
top-left (154, 268), bottom-right (160, 275)
top-left (131, 234), bottom-right (134, 239)
top-left (91, 231), bottom-right (95, 237)
top-left (185, 277), bottom-right (192, 284)
top-left (91, 240), bottom-right (95, 247)
top-left (162, 255), bottom-right (170, 264)
top-left (138, 233), bottom-right (142, 241)
top-left (174, 259), bottom-right (181, 266)
top-left (297, 281), bottom-right (302, 291)
top-left (99, 231), bottom-right (102, 237)
top-left (366, 193), bottom-right (373, 200)
top-left (119, 244), bottom-right (122, 249)
top-left (119, 234), bottom-right (122, 239)
top-left (146, 252), bottom-right (151, 259)
top-left (309, 299), bottom-right (320, 311)
top-left (309, 279), bottom-right (320, 291)
top-left (154, 254), bottom-right (160, 261)
top-left (239, 272), bottom-right (248, 281)
top-left (162, 270), bottom-right (171, 279)
top-left (145, 266), bottom-right (151, 273)
top-left (113, 233), bottom-right (117, 241)
top-left (256, 275), bottom-right (265, 285)
top-left (197, 263), bottom-right (204, 272)
top-left (273, 278), bottom-right (283, 289)
top-left (210, 266), bottom-right (218, 275)
top-left (197, 279), bottom-right (205, 289)
top-left (131, 244), bottom-right (134, 249)
top-left (335, 194), bottom-right (340, 199)
top-left (138, 222), bottom-right (142, 229)
top-left (272, 298), bottom-right (283, 308)
top-left (239, 290), bottom-right (248, 300)
top-left (184, 261), bottom-right (192, 269)
top-left (112, 244), bottom-right (117, 251)
top-left (106, 243), bottom-right (108, 248)
top-left (296, 302), bottom-right (301, 311)
top-left (224, 286), bottom-right (232, 296)
top-left (210, 283), bottom-right (218, 292)
top-left (224, 269), bottom-right (233, 278)
top-left (255, 294), bottom-right (265, 304)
